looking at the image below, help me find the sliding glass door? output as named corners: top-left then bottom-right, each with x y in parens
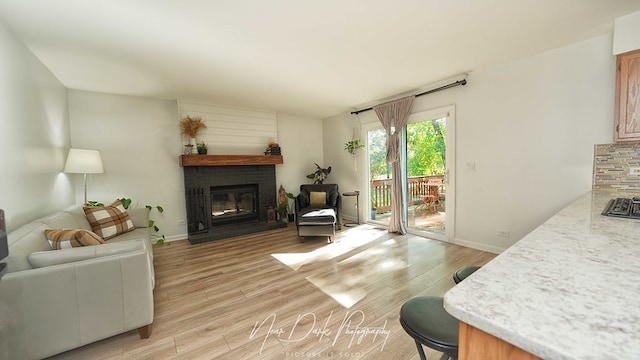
top-left (365, 106), bottom-right (455, 242)
top-left (367, 128), bottom-right (390, 226)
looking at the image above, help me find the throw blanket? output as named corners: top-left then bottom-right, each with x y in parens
top-left (301, 209), bottom-right (336, 221)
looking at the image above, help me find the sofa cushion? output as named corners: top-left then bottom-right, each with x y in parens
top-left (310, 191), bottom-right (326, 205)
top-left (44, 229), bottom-right (105, 249)
top-left (43, 206), bottom-right (93, 231)
top-left (127, 208), bottom-right (150, 228)
top-left (83, 200), bottom-right (135, 240)
top-left (28, 239), bottom-right (146, 268)
top-left (6, 222), bottom-right (51, 272)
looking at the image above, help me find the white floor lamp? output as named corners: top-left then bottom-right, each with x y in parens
top-left (63, 149), bottom-right (104, 205)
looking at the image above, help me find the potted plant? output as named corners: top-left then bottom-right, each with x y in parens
top-left (286, 192), bottom-right (295, 222)
top-left (197, 141), bottom-right (208, 155)
top-left (370, 198), bottom-right (377, 220)
top-left (276, 186), bottom-right (296, 222)
top-left (344, 139), bottom-right (365, 155)
top-left (179, 115), bottom-right (207, 154)
top-left (306, 163), bottom-right (331, 184)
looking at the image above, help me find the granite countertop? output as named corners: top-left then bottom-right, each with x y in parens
top-left (444, 191), bottom-right (640, 359)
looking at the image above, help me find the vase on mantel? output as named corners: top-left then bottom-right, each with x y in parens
top-left (189, 138), bottom-right (197, 154)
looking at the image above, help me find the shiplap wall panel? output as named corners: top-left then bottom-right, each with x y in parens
top-left (179, 100), bottom-right (278, 154)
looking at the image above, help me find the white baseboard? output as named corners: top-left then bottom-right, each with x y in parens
top-left (154, 233), bottom-right (188, 244)
top-left (453, 237), bottom-right (504, 254)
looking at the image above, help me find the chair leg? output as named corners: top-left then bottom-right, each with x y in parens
top-left (415, 340), bottom-right (427, 360)
top-left (299, 236), bottom-right (305, 243)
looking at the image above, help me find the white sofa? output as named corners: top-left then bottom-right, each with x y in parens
top-left (0, 204), bottom-right (155, 360)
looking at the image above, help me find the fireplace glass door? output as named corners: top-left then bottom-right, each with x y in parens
top-left (210, 184), bottom-right (258, 225)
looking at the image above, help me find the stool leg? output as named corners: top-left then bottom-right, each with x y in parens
top-left (414, 340), bottom-right (427, 360)
top-left (438, 353), bottom-right (453, 360)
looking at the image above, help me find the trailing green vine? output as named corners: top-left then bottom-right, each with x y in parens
top-left (119, 198), bottom-right (167, 245)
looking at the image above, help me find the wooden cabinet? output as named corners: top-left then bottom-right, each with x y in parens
top-left (458, 322), bottom-right (540, 360)
top-left (614, 49), bottom-right (640, 142)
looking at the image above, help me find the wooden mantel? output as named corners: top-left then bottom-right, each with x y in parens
top-left (179, 155), bottom-right (283, 167)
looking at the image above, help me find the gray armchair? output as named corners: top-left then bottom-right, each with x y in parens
top-left (295, 184), bottom-right (342, 242)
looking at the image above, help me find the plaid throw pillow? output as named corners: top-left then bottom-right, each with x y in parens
top-left (44, 229), bottom-right (106, 249)
top-left (83, 199), bottom-right (135, 240)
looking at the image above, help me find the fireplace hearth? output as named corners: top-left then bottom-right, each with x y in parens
top-left (182, 161), bottom-right (285, 244)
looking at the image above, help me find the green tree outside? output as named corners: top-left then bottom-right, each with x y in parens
top-left (406, 119), bottom-right (446, 176)
top-left (368, 118), bottom-right (446, 180)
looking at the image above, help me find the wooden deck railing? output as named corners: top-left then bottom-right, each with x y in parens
top-left (371, 175), bottom-right (444, 213)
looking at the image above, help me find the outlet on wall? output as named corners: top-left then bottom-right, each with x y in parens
top-left (496, 229), bottom-right (510, 238)
top-left (629, 167), bottom-right (640, 175)
top-left (466, 162), bottom-right (477, 172)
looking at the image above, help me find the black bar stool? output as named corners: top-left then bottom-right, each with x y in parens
top-left (399, 266), bottom-right (482, 359)
top-left (452, 266), bottom-right (481, 284)
top-left (399, 296), bottom-right (458, 360)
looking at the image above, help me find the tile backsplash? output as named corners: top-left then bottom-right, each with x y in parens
top-left (593, 143), bottom-right (640, 191)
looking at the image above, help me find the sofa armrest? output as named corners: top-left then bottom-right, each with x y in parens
top-left (0, 248), bottom-right (154, 359)
top-left (28, 239), bottom-right (147, 268)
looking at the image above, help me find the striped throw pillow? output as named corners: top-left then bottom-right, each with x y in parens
top-left (83, 199), bottom-right (135, 240)
top-left (44, 229), bottom-right (106, 249)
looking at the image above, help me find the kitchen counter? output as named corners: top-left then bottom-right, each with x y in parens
top-left (444, 191), bottom-right (640, 359)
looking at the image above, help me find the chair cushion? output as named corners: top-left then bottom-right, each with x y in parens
top-left (327, 188), bottom-right (339, 207)
top-left (298, 190), bottom-right (310, 208)
top-left (310, 191), bottom-right (326, 205)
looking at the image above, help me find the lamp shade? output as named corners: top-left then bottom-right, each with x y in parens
top-left (63, 149), bottom-right (104, 174)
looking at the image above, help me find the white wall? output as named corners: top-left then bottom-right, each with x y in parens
top-left (67, 90), bottom-right (185, 241)
top-left (322, 112), bottom-right (364, 221)
top-left (67, 91), bottom-right (324, 241)
top-left (275, 113), bottom-right (324, 196)
top-left (0, 23), bottom-right (73, 232)
top-left (613, 10), bottom-right (640, 54)
top-left (179, 101), bottom-right (279, 155)
top-left (325, 33), bottom-right (615, 252)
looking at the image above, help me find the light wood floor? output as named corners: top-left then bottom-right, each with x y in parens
top-left (50, 224), bottom-right (495, 360)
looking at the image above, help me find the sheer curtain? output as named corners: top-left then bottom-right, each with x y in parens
top-left (373, 96), bottom-right (414, 234)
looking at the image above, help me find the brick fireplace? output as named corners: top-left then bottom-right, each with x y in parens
top-left (181, 155), bottom-right (286, 244)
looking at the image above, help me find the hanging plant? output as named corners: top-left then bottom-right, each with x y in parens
top-left (344, 139), bottom-right (365, 155)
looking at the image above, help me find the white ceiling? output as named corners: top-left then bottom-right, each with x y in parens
top-left (1, 0), bottom-right (639, 119)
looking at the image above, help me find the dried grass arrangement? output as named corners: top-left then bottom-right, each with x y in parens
top-left (179, 115), bottom-right (207, 138)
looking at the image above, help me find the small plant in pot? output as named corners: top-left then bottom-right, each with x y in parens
top-left (197, 141), bottom-right (208, 155)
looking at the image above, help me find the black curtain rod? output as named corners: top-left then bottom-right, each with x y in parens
top-left (350, 79), bottom-right (467, 115)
